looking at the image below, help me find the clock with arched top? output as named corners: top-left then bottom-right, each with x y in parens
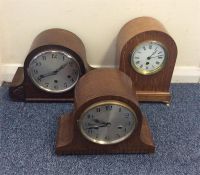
top-left (9, 28), bottom-right (90, 102)
top-left (117, 17), bottom-right (177, 104)
top-left (56, 69), bottom-right (155, 155)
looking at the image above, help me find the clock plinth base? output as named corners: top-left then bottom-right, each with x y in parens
top-left (55, 113), bottom-right (155, 155)
top-left (9, 67), bottom-right (25, 101)
top-left (9, 67), bottom-right (75, 102)
top-left (136, 91), bottom-right (171, 104)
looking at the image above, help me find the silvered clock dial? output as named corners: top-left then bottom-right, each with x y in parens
top-left (55, 69), bottom-right (155, 154)
top-left (9, 28), bottom-right (89, 102)
top-left (28, 50), bottom-right (80, 93)
top-left (79, 101), bottom-right (137, 145)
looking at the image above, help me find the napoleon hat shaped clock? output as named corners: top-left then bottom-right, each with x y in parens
top-left (117, 17), bottom-right (177, 104)
top-left (56, 69), bottom-right (155, 155)
top-left (9, 28), bottom-right (90, 102)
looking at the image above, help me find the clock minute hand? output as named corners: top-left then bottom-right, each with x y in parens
top-left (38, 62), bottom-right (69, 80)
top-left (148, 47), bottom-right (158, 58)
top-left (149, 55), bottom-right (163, 59)
top-left (93, 119), bottom-right (109, 124)
top-left (53, 62), bottom-right (69, 73)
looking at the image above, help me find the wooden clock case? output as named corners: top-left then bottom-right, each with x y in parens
top-left (56, 69), bottom-right (155, 155)
top-left (117, 17), bottom-right (178, 104)
top-left (9, 28), bottom-right (90, 102)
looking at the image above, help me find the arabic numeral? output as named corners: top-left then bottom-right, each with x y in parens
top-left (64, 82), bottom-right (67, 87)
top-left (42, 56), bottom-right (46, 60)
top-left (96, 108), bottom-right (101, 112)
top-left (105, 136), bottom-right (109, 140)
top-left (69, 61), bottom-right (73, 66)
top-left (105, 105), bottom-right (112, 111)
top-left (33, 69), bottom-right (38, 74)
top-left (52, 54), bottom-right (57, 59)
top-left (35, 62), bottom-right (42, 66)
top-left (74, 70), bottom-right (78, 75)
top-left (71, 78), bottom-right (75, 83)
top-left (45, 83), bottom-right (49, 87)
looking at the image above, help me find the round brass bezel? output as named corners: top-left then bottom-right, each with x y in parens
top-left (130, 40), bottom-right (168, 75)
top-left (78, 100), bottom-right (138, 145)
top-left (27, 50), bottom-right (81, 93)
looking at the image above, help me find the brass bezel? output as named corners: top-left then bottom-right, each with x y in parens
top-left (130, 40), bottom-right (168, 75)
top-left (28, 50), bottom-right (81, 93)
top-left (78, 100), bottom-right (138, 145)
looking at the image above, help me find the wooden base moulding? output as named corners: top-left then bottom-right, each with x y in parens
top-left (56, 113), bottom-right (155, 155)
top-left (136, 91), bottom-right (171, 104)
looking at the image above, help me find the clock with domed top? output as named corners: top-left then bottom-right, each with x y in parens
top-left (56, 68), bottom-right (155, 155)
top-left (9, 28), bottom-right (90, 102)
top-left (117, 17), bottom-right (177, 104)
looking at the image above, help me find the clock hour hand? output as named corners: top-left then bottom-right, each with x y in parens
top-left (93, 119), bottom-right (110, 125)
top-left (86, 123), bottom-right (111, 129)
top-left (38, 71), bottom-right (57, 80)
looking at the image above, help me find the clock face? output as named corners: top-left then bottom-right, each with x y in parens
top-left (28, 50), bottom-right (80, 93)
top-left (131, 41), bottom-right (167, 75)
top-left (79, 101), bottom-right (137, 145)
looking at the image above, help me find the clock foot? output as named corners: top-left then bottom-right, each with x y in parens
top-left (165, 102), bottom-right (170, 107)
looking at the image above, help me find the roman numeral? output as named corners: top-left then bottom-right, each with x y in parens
top-left (158, 55), bottom-right (164, 59)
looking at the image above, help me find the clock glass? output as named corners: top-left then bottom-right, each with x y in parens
top-left (28, 50), bottom-right (80, 93)
top-left (131, 41), bottom-right (167, 75)
top-left (79, 101), bottom-right (137, 145)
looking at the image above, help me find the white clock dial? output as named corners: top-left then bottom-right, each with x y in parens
top-left (28, 50), bottom-right (80, 93)
top-left (131, 41), bottom-right (167, 75)
top-left (79, 101), bottom-right (137, 145)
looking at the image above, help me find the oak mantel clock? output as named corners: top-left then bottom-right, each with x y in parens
top-left (56, 69), bottom-right (155, 155)
top-left (9, 28), bottom-right (90, 102)
top-left (117, 17), bottom-right (177, 104)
